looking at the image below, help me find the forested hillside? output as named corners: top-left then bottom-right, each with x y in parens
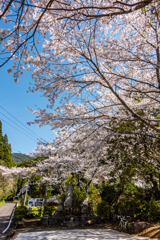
top-left (12, 153), bottom-right (34, 164)
top-left (17, 156), bottom-right (47, 167)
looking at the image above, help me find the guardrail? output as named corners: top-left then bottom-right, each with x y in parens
top-left (2, 204), bottom-right (17, 234)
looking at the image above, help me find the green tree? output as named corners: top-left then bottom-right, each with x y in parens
top-left (0, 121), bottom-right (4, 164)
top-left (3, 134), bottom-right (12, 168)
top-left (0, 121), bottom-right (14, 168)
top-left (0, 171), bottom-right (16, 201)
top-left (106, 111), bottom-right (160, 201)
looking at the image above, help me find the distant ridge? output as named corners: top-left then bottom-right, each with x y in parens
top-left (12, 153), bottom-right (34, 163)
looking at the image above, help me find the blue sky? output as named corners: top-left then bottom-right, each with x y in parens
top-left (0, 60), bottom-right (56, 154)
top-left (0, 18), bottom-right (101, 155)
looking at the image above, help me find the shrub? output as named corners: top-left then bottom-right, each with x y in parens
top-left (135, 199), bottom-right (149, 214)
top-left (44, 203), bottom-right (57, 217)
top-left (18, 192), bottom-right (30, 206)
top-left (88, 183), bottom-right (101, 215)
top-left (13, 206), bottom-right (27, 222)
top-left (26, 212), bottom-right (40, 219)
top-left (149, 201), bottom-right (160, 220)
top-left (116, 199), bottom-right (127, 215)
top-left (73, 185), bottom-right (86, 208)
top-left (57, 192), bottom-right (66, 206)
top-left (97, 201), bottom-right (113, 218)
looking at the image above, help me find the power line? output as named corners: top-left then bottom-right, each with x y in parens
top-left (0, 117), bottom-right (38, 142)
top-left (0, 104), bottom-right (48, 144)
top-left (0, 141), bottom-right (21, 153)
top-left (0, 111), bottom-right (39, 142)
top-left (0, 105), bottom-right (48, 143)
top-left (0, 141), bottom-right (35, 163)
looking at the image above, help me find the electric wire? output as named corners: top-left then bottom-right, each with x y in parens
top-left (0, 104), bottom-right (48, 144)
top-left (0, 105), bottom-right (47, 143)
top-left (0, 117), bottom-right (37, 142)
top-left (0, 111), bottom-right (40, 142)
top-left (0, 142), bottom-right (34, 164)
top-left (0, 141), bottom-right (27, 164)
top-left (0, 141), bottom-right (21, 153)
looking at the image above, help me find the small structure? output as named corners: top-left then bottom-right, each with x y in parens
top-left (56, 205), bottom-right (63, 212)
top-left (41, 184), bottom-right (102, 227)
top-left (81, 198), bottom-right (89, 214)
top-left (64, 183), bottom-right (73, 208)
top-left (27, 198), bottom-right (44, 207)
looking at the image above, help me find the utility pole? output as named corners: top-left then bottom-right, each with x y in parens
top-left (24, 187), bottom-right (27, 206)
top-left (43, 149), bottom-right (51, 216)
top-left (23, 180), bottom-right (29, 206)
top-left (43, 180), bottom-right (48, 217)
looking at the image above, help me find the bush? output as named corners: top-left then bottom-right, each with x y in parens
top-left (13, 206), bottom-right (27, 222)
top-left (149, 201), bottom-right (160, 220)
top-left (135, 199), bottom-right (149, 214)
top-left (88, 183), bottom-right (101, 215)
top-left (117, 197), bottom-right (149, 217)
top-left (73, 185), bottom-right (86, 208)
top-left (97, 201), bottom-right (113, 219)
top-left (98, 181), bottom-right (118, 206)
top-left (57, 192), bottom-right (66, 206)
top-left (44, 203), bottom-right (57, 216)
top-left (18, 192), bottom-right (30, 206)
top-left (0, 200), bottom-right (5, 206)
top-left (23, 206), bottom-right (44, 219)
top-left (26, 211), bottom-right (41, 219)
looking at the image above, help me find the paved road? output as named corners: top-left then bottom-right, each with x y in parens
top-left (14, 229), bottom-right (150, 240)
top-left (0, 203), bottom-right (15, 234)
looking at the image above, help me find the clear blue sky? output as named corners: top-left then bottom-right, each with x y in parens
top-left (0, 60), bottom-right (56, 154)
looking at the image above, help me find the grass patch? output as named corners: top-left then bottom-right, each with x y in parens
top-left (0, 200), bottom-right (5, 206)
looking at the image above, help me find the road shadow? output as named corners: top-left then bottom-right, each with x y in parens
top-left (0, 215), bottom-right (10, 235)
top-left (140, 226), bottom-right (160, 239)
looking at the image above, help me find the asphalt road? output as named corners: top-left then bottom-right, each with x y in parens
top-left (0, 203), bottom-right (15, 234)
top-left (14, 229), bottom-right (150, 240)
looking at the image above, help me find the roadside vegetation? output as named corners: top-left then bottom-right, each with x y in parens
top-left (12, 173), bottom-right (160, 223)
top-left (0, 200), bottom-right (5, 206)
top-left (0, 0), bottom-right (160, 231)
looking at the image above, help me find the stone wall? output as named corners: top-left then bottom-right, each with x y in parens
top-left (41, 215), bottom-right (101, 227)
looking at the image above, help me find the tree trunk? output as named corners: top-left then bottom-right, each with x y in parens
top-left (150, 173), bottom-right (160, 200)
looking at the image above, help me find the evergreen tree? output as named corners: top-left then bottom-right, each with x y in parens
top-left (3, 134), bottom-right (12, 168)
top-left (0, 121), bottom-right (13, 168)
top-left (0, 121), bottom-right (4, 163)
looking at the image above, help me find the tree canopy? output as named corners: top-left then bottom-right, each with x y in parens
top-left (0, 0), bottom-right (160, 210)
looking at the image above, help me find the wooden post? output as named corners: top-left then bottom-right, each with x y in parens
top-left (43, 181), bottom-right (48, 217)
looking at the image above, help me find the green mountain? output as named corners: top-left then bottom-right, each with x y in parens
top-left (17, 156), bottom-right (47, 167)
top-left (12, 153), bottom-right (34, 164)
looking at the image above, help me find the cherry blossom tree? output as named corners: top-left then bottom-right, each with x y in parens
top-left (0, 0), bottom-right (154, 67)
top-left (0, 165), bottom-right (34, 177)
top-left (0, 0), bottom-right (159, 136)
top-left (34, 152), bottom-right (110, 191)
top-left (0, 0), bottom-right (160, 193)
top-left (20, 0), bottom-right (159, 139)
